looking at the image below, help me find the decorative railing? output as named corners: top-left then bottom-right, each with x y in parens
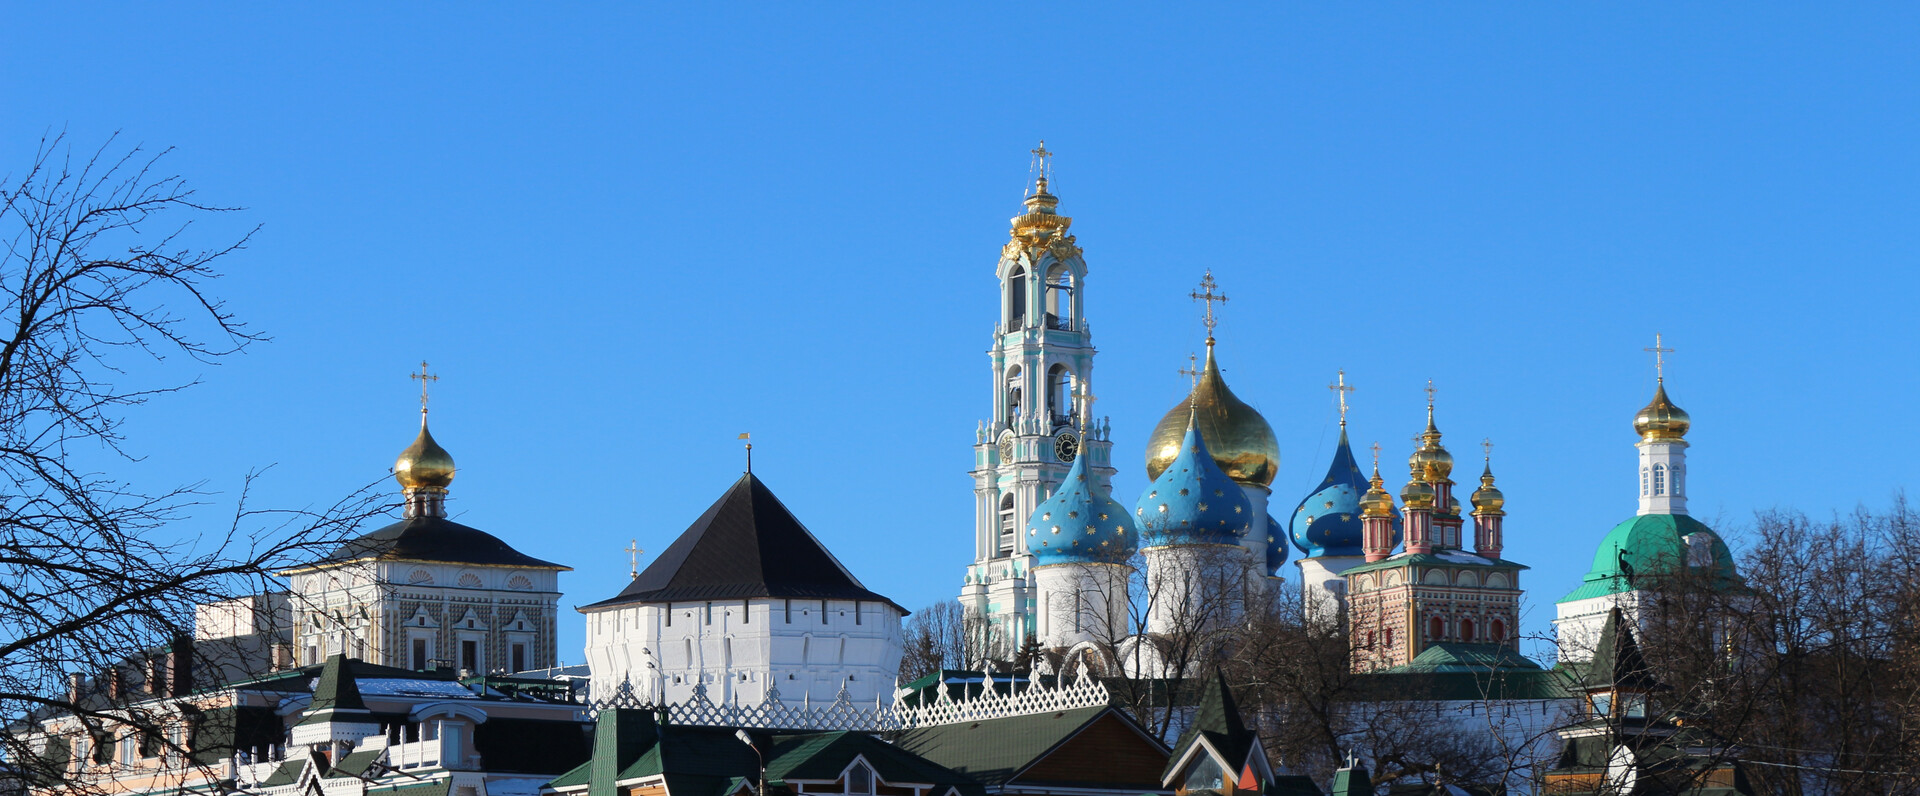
top-left (589, 663), bottom-right (1111, 732)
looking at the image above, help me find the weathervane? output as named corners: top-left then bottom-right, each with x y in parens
top-left (1329, 370), bottom-right (1354, 427)
top-left (1644, 333), bottom-right (1675, 383)
top-left (409, 360), bottom-right (439, 415)
top-left (1190, 270), bottom-right (1229, 345)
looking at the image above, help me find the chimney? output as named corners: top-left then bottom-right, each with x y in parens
top-left (66, 673), bottom-right (84, 704)
top-left (102, 667), bottom-right (122, 701)
top-left (146, 655), bottom-right (167, 697)
top-left (272, 643), bottom-right (293, 671)
top-left (170, 632), bottom-right (195, 695)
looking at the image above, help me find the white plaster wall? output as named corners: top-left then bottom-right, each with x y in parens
top-left (583, 597), bottom-right (903, 709)
top-left (1033, 563), bottom-right (1130, 649)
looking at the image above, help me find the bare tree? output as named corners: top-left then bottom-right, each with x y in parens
top-left (0, 134), bottom-right (385, 793)
top-left (900, 600), bottom-right (972, 683)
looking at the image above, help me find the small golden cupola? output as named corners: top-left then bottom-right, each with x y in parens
top-left (1471, 462), bottom-right (1505, 515)
top-left (395, 416), bottom-right (455, 490)
top-left (1633, 380), bottom-right (1691, 442)
top-left (1408, 395), bottom-right (1454, 483)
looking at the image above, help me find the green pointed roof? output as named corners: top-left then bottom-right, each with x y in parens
top-left (1327, 762), bottom-right (1372, 796)
top-left (296, 654), bottom-right (372, 726)
top-left (1162, 671), bottom-right (1257, 782)
top-left (1583, 609), bottom-right (1664, 692)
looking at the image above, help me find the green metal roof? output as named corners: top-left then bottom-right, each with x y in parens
top-left (1340, 551), bottom-right (1529, 578)
top-left (1559, 513), bottom-right (1741, 603)
top-left (1163, 671), bottom-right (1256, 782)
top-left (1387, 643), bottom-right (1544, 674)
top-left (891, 705), bottom-right (1125, 787)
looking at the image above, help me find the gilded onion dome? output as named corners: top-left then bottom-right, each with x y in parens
top-left (1633, 380), bottom-right (1691, 441)
top-left (1135, 414), bottom-right (1253, 548)
top-left (1408, 405), bottom-right (1454, 482)
top-left (1471, 462), bottom-right (1505, 514)
top-left (1145, 345), bottom-right (1279, 487)
top-left (1360, 464), bottom-right (1396, 518)
top-left (1400, 457), bottom-right (1437, 509)
top-left (1027, 447), bottom-right (1139, 567)
top-left (394, 415), bottom-right (456, 490)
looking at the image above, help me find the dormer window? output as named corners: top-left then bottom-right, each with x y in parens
top-left (845, 761), bottom-right (874, 796)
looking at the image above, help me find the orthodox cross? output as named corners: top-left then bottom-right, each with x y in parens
top-left (1329, 370), bottom-right (1354, 427)
top-left (1074, 382), bottom-right (1097, 430)
top-left (625, 540), bottom-right (642, 578)
top-left (409, 360), bottom-right (439, 415)
top-left (1482, 437), bottom-right (1494, 463)
top-left (1179, 352), bottom-right (1201, 387)
top-left (1190, 271), bottom-right (1229, 344)
top-left (1644, 333), bottom-right (1675, 381)
top-left (1030, 140), bottom-right (1053, 181)
top-left (1423, 378), bottom-right (1437, 410)
top-left (1370, 441), bottom-right (1382, 472)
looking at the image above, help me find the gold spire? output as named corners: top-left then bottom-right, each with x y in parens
top-left (1361, 443), bottom-right (1394, 517)
top-left (1408, 380), bottom-right (1454, 482)
top-left (1471, 439), bottom-right (1505, 514)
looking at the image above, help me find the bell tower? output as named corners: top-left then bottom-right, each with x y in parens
top-left (959, 143), bottom-right (1114, 660)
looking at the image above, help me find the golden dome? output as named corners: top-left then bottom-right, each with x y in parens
top-left (1360, 466), bottom-right (1394, 518)
top-left (1399, 459), bottom-right (1437, 509)
top-left (1633, 380), bottom-right (1691, 441)
top-left (1145, 345), bottom-right (1279, 487)
top-left (1408, 408), bottom-right (1454, 482)
top-left (395, 415), bottom-right (455, 490)
top-left (1470, 464), bottom-right (1505, 514)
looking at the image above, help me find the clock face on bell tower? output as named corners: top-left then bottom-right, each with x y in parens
top-left (1055, 431), bottom-right (1079, 462)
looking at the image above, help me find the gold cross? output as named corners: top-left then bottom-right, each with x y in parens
top-left (1482, 437), bottom-right (1494, 462)
top-left (1190, 270), bottom-right (1229, 343)
top-left (1031, 140), bottom-right (1053, 180)
top-left (1329, 370), bottom-right (1354, 427)
top-left (1644, 333), bottom-right (1675, 382)
top-left (1423, 378), bottom-right (1437, 409)
top-left (1074, 382), bottom-right (1097, 429)
top-left (1370, 441), bottom-right (1382, 471)
top-left (409, 361), bottom-right (439, 415)
top-left (1178, 352), bottom-right (1201, 387)
top-left (625, 540), bottom-right (643, 578)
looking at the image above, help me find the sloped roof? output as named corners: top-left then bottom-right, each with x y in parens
top-left (1164, 671), bottom-right (1257, 782)
top-left (891, 706), bottom-right (1126, 787)
top-left (1389, 643), bottom-right (1545, 675)
top-left (1584, 609), bottom-right (1664, 692)
top-left (584, 473), bottom-right (900, 611)
top-left (296, 515), bottom-right (568, 572)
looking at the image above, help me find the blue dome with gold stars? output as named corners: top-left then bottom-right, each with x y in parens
top-left (1264, 513), bottom-right (1290, 576)
top-left (1027, 451), bottom-right (1138, 567)
top-left (1291, 430), bottom-right (1400, 557)
top-left (1136, 416), bottom-right (1253, 548)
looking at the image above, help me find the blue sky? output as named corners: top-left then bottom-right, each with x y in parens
top-left (5, 5), bottom-right (1916, 662)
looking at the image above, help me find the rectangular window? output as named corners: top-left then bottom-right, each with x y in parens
top-left (784, 599), bottom-right (792, 624)
top-left (412, 639), bottom-right (428, 670)
top-left (461, 640), bottom-right (478, 672)
top-left (854, 601), bottom-right (862, 625)
top-left (511, 643), bottom-right (527, 673)
top-left (705, 602), bottom-right (713, 625)
top-left (665, 604), bottom-right (672, 627)
top-left (822, 600), bottom-right (829, 625)
top-left (743, 599), bottom-right (751, 624)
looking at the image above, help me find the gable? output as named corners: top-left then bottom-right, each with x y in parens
top-left (1014, 711), bottom-right (1167, 788)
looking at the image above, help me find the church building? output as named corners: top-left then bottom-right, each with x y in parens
top-left (277, 406), bottom-right (568, 675)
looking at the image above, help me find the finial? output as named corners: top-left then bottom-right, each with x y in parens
top-left (1028, 140), bottom-right (1054, 194)
top-left (410, 360), bottom-right (439, 417)
top-left (1424, 379), bottom-right (1436, 414)
top-left (1329, 370), bottom-right (1354, 427)
top-left (1644, 333), bottom-right (1675, 383)
top-left (1482, 437), bottom-right (1493, 463)
top-left (1179, 352), bottom-right (1201, 387)
top-left (1189, 270), bottom-right (1229, 346)
top-left (625, 540), bottom-right (642, 579)
top-left (739, 432), bottom-right (752, 472)
top-left (1369, 441), bottom-right (1382, 474)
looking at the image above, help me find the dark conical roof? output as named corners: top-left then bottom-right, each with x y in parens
top-left (585, 473), bottom-right (901, 611)
top-left (296, 515), bottom-right (568, 571)
top-left (1163, 671), bottom-right (1257, 782)
top-left (1584, 608), bottom-right (1664, 692)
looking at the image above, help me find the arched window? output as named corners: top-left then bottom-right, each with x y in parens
top-left (997, 494), bottom-right (1016, 558)
top-left (1007, 267), bottom-right (1027, 329)
top-left (1652, 464), bottom-right (1666, 496)
top-left (1460, 618), bottom-right (1476, 641)
top-left (1366, 631), bottom-right (1376, 649)
top-left (1671, 466), bottom-right (1684, 495)
top-left (1044, 266), bottom-right (1074, 330)
top-left (1429, 616), bottom-right (1445, 640)
top-left (1641, 467), bottom-right (1649, 496)
top-left (1385, 628), bottom-right (1394, 647)
top-left (1491, 619), bottom-right (1507, 644)
top-left (1004, 366), bottom-right (1022, 423)
top-left (1047, 365), bottom-right (1074, 427)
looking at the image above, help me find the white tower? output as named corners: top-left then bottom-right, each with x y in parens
top-left (960, 144), bottom-right (1115, 660)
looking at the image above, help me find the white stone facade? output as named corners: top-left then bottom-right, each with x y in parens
top-left (581, 596), bottom-right (902, 710)
top-left (1637, 438), bottom-right (1688, 516)
top-left (1032, 563), bottom-right (1131, 649)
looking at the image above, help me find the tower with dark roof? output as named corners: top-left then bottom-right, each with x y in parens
top-left (581, 472), bottom-right (905, 709)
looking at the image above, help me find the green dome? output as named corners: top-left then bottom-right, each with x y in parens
top-left (1559, 514), bottom-right (1741, 603)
